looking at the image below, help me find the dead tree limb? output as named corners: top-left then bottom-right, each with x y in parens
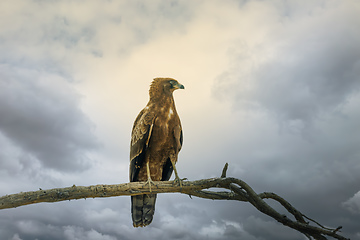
top-left (0, 163), bottom-right (349, 240)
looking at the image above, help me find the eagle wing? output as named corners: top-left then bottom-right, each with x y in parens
top-left (129, 108), bottom-right (155, 182)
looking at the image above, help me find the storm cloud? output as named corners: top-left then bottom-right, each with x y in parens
top-left (0, 65), bottom-right (98, 172)
top-left (215, 0), bottom-right (360, 127)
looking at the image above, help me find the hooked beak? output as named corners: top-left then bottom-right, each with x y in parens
top-left (176, 82), bottom-right (185, 90)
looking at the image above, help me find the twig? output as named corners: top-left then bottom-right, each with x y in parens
top-left (303, 215), bottom-right (342, 232)
top-left (221, 162), bottom-right (228, 178)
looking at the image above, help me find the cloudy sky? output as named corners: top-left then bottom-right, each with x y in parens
top-left (1, 0), bottom-right (360, 239)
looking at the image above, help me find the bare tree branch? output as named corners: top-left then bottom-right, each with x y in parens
top-left (0, 164), bottom-right (349, 240)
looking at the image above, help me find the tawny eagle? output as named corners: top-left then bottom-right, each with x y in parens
top-left (129, 77), bottom-right (184, 227)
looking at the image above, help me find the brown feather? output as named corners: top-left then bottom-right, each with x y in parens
top-left (129, 77), bottom-right (184, 227)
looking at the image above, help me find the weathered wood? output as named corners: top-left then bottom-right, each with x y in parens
top-left (0, 176), bottom-right (349, 240)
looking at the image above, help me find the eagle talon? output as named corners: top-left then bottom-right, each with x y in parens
top-left (173, 176), bottom-right (183, 190)
top-left (144, 178), bottom-right (157, 192)
top-left (173, 177), bottom-right (187, 183)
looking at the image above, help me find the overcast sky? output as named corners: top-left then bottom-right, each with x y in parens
top-left (1, 0), bottom-right (360, 239)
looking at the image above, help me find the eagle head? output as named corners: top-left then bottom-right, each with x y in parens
top-left (166, 79), bottom-right (185, 92)
top-left (150, 78), bottom-right (184, 99)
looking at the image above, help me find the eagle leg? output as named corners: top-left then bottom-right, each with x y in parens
top-left (171, 160), bottom-right (183, 190)
top-left (145, 161), bottom-right (156, 192)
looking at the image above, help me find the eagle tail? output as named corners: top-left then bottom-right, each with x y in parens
top-left (131, 194), bottom-right (157, 227)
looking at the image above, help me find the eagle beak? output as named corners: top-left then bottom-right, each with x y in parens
top-left (177, 83), bottom-right (185, 90)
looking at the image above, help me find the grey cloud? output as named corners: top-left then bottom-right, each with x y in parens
top-left (214, 1), bottom-right (360, 129)
top-left (0, 65), bottom-right (99, 171)
top-left (39, 16), bottom-right (97, 55)
top-left (210, 2), bottom-right (360, 236)
top-left (0, 200), bottom-right (120, 240)
top-left (343, 192), bottom-right (360, 215)
top-left (211, 95), bottom-right (360, 238)
top-left (0, 0), bottom-right (195, 68)
top-left (242, 215), bottom-right (304, 240)
top-left (63, 226), bottom-right (117, 240)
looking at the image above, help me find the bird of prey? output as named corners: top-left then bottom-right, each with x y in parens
top-left (129, 77), bottom-right (184, 227)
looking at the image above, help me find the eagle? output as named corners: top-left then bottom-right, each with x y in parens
top-left (129, 77), bottom-right (184, 227)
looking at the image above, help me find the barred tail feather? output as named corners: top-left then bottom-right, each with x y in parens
top-left (131, 194), bottom-right (157, 227)
top-left (131, 195), bottom-right (144, 227)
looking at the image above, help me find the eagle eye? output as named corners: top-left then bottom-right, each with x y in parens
top-left (169, 80), bottom-right (176, 88)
